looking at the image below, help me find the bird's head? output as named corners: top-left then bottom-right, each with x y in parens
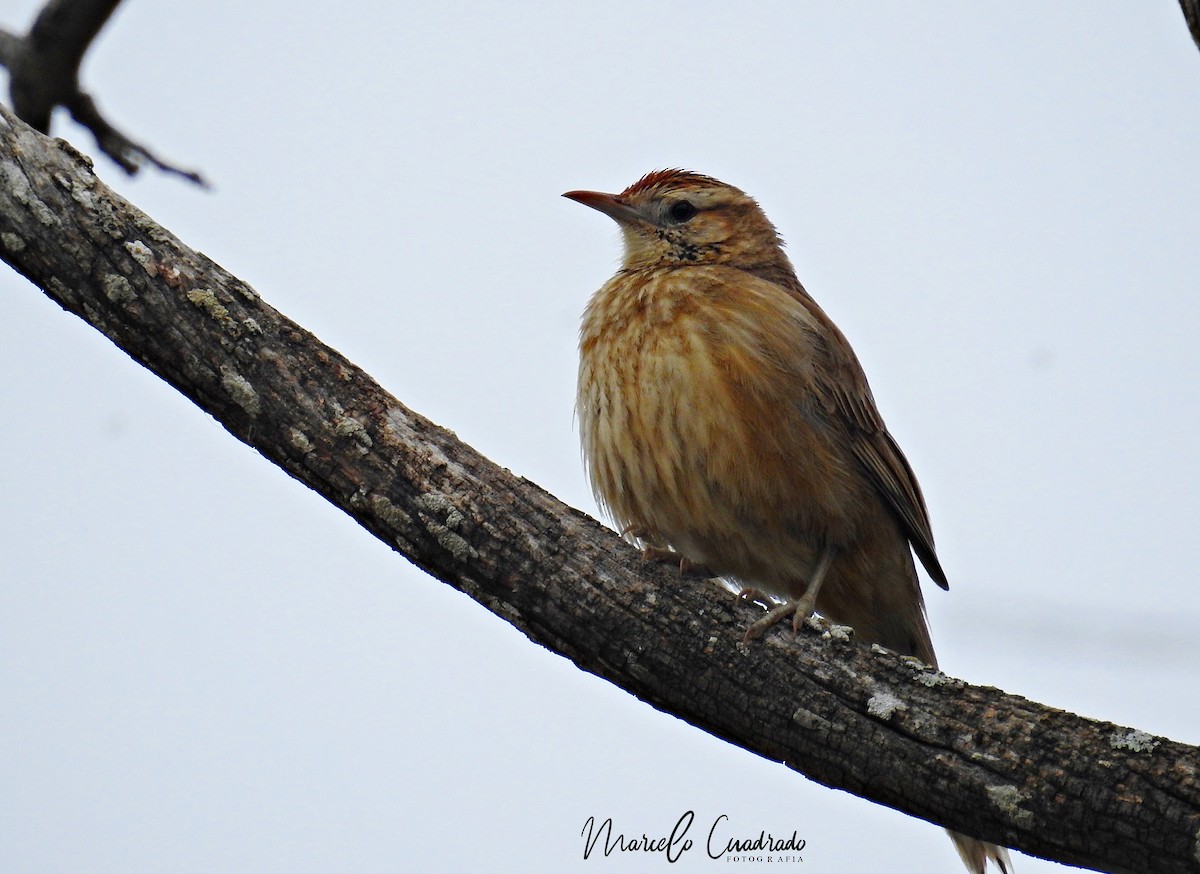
top-left (564, 169), bottom-right (790, 273)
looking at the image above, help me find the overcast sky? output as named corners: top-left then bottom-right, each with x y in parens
top-left (3, 3), bottom-right (1199, 872)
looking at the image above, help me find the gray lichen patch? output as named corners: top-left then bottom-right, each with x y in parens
top-left (287, 427), bottom-right (313, 454)
top-left (417, 492), bottom-right (464, 526)
top-left (101, 274), bottom-right (136, 305)
top-left (124, 240), bottom-right (156, 275)
top-left (1, 232), bottom-right (25, 253)
top-left (370, 493), bottom-right (417, 534)
top-left (65, 176), bottom-right (99, 211)
top-left (136, 220), bottom-right (175, 247)
top-left (220, 366), bottom-right (261, 417)
top-left (429, 524), bottom-right (476, 562)
top-left (913, 669), bottom-right (965, 689)
top-left (1109, 730), bottom-right (1160, 753)
top-left (415, 492), bottom-right (478, 562)
top-left (866, 690), bottom-right (907, 720)
top-left (986, 784), bottom-right (1034, 827)
top-left (821, 622), bottom-right (853, 642)
top-left (333, 411), bottom-right (373, 454)
top-left (1, 161), bottom-right (58, 227)
top-left (368, 493), bottom-right (420, 553)
top-left (792, 707), bottom-right (839, 733)
top-left (186, 288), bottom-right (237, 332)
top-left (233, 281), bottom-right (260, 301)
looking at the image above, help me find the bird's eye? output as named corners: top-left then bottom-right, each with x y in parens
top-left (667, 200), bottom-right (697, 223)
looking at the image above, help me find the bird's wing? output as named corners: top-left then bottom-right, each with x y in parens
top-left (798, 291), bottom-right (950, 590)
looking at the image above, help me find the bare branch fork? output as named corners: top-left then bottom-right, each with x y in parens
top-left (0, 0), bottom-right (205, 185)
top-left (0, 107), bottom-right (1196, 874)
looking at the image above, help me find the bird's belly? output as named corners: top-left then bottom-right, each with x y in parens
top-left (579, 329), bottom-right (873, 597)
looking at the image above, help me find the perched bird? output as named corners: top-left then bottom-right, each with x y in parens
top-left (566, 169), bottom-right (1010, 874)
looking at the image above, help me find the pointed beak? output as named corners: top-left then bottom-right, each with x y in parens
top-left (562, 189), bottom-right (645, 226)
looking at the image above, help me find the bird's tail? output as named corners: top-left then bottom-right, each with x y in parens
top-left (949, 830), bottom-right (1012, 873)
top-left (814, 547), bottom-right (1013, 873)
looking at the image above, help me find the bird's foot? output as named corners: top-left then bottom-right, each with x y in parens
top-left (735, 587), bottom-right (776, 610)
top-left (640, 545), bottom-right (712, 576)
top-left (620, 524), bottom-right (710, 575)
top-left (640, 543), bottom-right (687, 568)
top-left (742, 591), bottom-right (818, 643)
top-left (619, 522), bottom-right (650, 540)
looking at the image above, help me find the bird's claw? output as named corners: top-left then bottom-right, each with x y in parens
top-left (639, 543), bottom-right (676, 562)
top-left (620, 525), bottom-right (708, 575)
top-left (741, 593), bottom-right (818, 643)
top-left (735, 587), bottom-right (775, 609)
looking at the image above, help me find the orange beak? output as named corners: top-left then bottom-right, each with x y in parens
top-left (562, 189), bottom-right (644, 226)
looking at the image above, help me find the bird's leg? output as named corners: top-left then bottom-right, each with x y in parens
top-left (742, 546), bottom-right (836, 642)
top-left (788, 545), bottom-right (836, 632)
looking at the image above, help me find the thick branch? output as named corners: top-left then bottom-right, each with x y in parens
top-left (1, 0), bottom-right (204, 184)
top-left (0, 107), bottom-right (1197, 874)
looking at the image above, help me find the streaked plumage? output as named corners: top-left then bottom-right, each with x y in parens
top-left (566, 169), bottom-right (1010, 874)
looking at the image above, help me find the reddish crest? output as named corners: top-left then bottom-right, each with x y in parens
top-left (620, 168), bottom-right (727, 198)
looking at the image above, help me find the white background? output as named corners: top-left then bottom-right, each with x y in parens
top-left (3, 3), bottom-right (1198, 872)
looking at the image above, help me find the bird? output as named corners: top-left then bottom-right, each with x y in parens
top-left (565, 169), bottom-right (1010, 874)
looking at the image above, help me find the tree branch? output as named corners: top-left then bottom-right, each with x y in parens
top-left (1, 0), bottom-right (205, 184)
top-left (0, 106), bottom-right (1197, 874)
top-left (1183, 0), bottom-right (1200, 53)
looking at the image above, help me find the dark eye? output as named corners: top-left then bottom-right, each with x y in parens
top-left (667, 200), bottom-right (697, 223)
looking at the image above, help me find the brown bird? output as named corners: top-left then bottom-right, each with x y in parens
top-left (566, 169), bottom-right (1010, 874)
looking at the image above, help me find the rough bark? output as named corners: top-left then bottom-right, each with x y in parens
top-left (0, 0), bottom-right (204, 184)
top-left (0, 106), bottom-right (1197, 874)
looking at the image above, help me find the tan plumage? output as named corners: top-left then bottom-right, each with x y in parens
top-left (566, 169), bottom-right (1010, 874)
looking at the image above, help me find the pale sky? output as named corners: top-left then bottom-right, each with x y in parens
top-left (3, 3), bottom-right (1199, 872)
